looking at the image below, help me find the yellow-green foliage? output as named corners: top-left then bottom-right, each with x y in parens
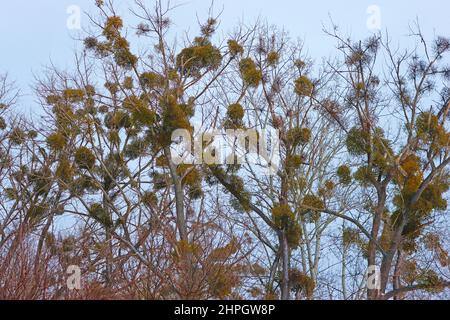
top-left (46, 95), bottom-right (61, 105)
top-left (132, 103), bottom-right (156, 127)
top-left (286, 222), bottom-right (302, 248)
top-left (393, 178), bottom-right (448, 249)
top-left (294, 59), bottom-right (306, 69)
top-left (122, 95), bottom-right (156, 126)
top-left (56, 157), bottom-right (74, 184)
top-left (63, 89), bottom-right (85, 103)
top-left (88, 203), bottom-right (113, 227)
top-left (105, 111), bottom-right (131, 129)
top-left (200, 17), bottom-right (217, 37)
top-left (28, 203), bottom-right (48, 220)
top-left (289, 269), bottom-right (315, 298)
top-left (285, 154), bottom-right (303, 170)
top-left (74, 146), bottom-right (96, 170)
top-left (70, 175), bottom-right (99, 196)
top-left (62, 236), bottom-right (76, 253)
top-left (227, 104), bottom-right (245, 120)
top-left (301, 194), bottom-right (324, 223)
top-left (319, 180), bottom-right (335, 197)
top-left (124, 138), bottom-right (148, 160)
top-left (418, 270), bottom-right (446, 293)
top-left (123, 76), bottom-right (133, 90)
top-left (176, 37), bottom-right (222, 75)
top-left (85, 85), bottom-right (96, 97)
top-left (272, 204), bottom-right (301, 248)
top-left (345, 127), bottom-right (371, 156)
top-left (272, 204), bottom-right (295, 228)
top-left (114, 47), bottom-right (138, 69)
top-left (416, 112), bottom-right (449, 151)
top-left (160, 96), bottom-right (193, 144)
top-left (342, 228), bottom-right (361, 246)
top-left (9, 128), bottom-right (26, 145)
top-left (155, 155), bottom-right (169, 167)
top-left (355, 82), bottom-right (365, 91)
top-left (346, 127), bottom-right (392, 171)
top-left (4, 188), bottom-right (16, 200)
top-left (294, 76), bottom-right (313, 97)
top-left (103, 16), bottom-right (123, 40)
top-left (286, 127), bottom-right (311, 146)
top-left (228, 175), bottom-right (251, 211)
top-left (353, 166), bottom-right (374, 186)
top-left (176, 164), bottom-right (202, 187)
top-left (401, 155), bottom-right (421, 176)
top-left (207, 264), bottom-right (240, 299)
top-left (239, 58), bottom-right (262, 87)
top-left (108, 130), bottom-right (120, 145)
top-left (395, 156), bottom-right (424, 196)
top-left (267, 51), bottom-right (280, 65)
top-left (188, 183), bottom-right (204, 200)
top-left (142, 191), bottom-right (157, 207)
top-left (140, 72), bottom-right (166, 88)
top-left (47, 132), bottom-right (67, 151)
top-left (113, 36), bottom-right (129, 50)
top-left (224, 103), bottom-right (245, 129)
top-left (209, 237), bottom-right (240, 262)
top-left (402, 260), bottom-right (418, 284)
top-left (337, 165), bottom-right (352, 185)
top-left (105, 82), bottom-right (119, 94)
top-left (29, 168), bottom-right (52, 195)
top-left (227, 40), bottom-right (244, 56)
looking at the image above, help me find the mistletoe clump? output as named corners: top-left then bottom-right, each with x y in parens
top-left (176, 37), bottom-right (222, 76)
top-left (140, 72), bottom-right (166, 89)
top-left (294, 76), bottom-right (313, 97)
top-left (227, 40), bottom-right (244, 56)
top-left (346, 127), bottom-right (392, 171)
top-left (285, 154), bottom-right (303, 170)
top-left (104, 111), bottom-right (132, 130)
top-left (122, 95), bottom-right (157, 127)
top-left (416, 112), bottom-right (449, 152)
top-left (63, 89), bottom-right (85, 103)
top-left (272, 204), bottom-right (295, 229)
top-left (224, 103), bottom-right (245, 128)
top-left (301, 194), bottom-right (324, 223)
top-left (286, 127), bottom-right (311, 146)
top-left (9, 128), bottom-right (26, 145)
top-left (289, 269), bottom-right (316, 298)
top-left (159, 95), bottom-right (193, 145)
top-left (74, 146), bottom-right (96, 170)
top-left (337, 165), bottom-right (352, 185)
top-left (88, 203), bottom-right (113, 228)
top-left (47, 132), bottom-right (67, 151)
top-left (239, 58), bottom-right (262, 87)
top-left (84, 16), bottom-right (138, 69)
top-left (271, 204), bottom-right (302, 248)
top-left (142, 191), bottom-right (158, 207)
top-left (342, 228), bottom-right (362, 247)
top-left (177, 164), bottom-right (203, 200)
top-left (266, 51), bottom-right (280, 65)
top-left (55, 157), bottom-right (74, 185)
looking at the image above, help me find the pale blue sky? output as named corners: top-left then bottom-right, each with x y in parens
top-left (1, 0), bottom-right (449, 111)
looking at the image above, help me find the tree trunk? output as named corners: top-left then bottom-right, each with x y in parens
top-left (279, 231), bottom-right (290, 300)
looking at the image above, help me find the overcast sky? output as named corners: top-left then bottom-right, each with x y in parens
top-left (1, 0), bottom-right (449, 112)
